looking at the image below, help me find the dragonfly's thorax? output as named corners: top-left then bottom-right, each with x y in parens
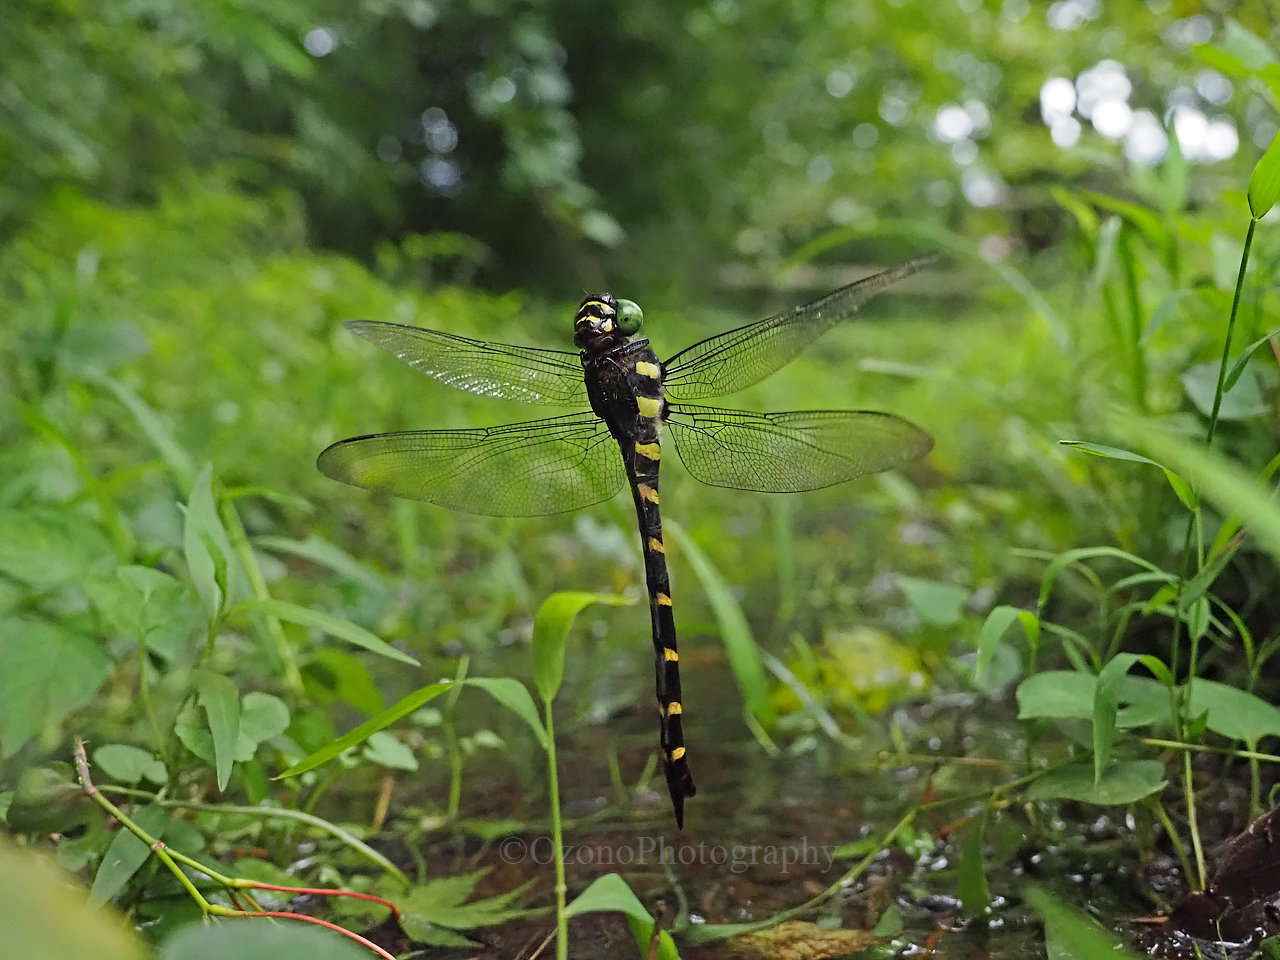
top-left (581, 339), bottom-right (666, 442)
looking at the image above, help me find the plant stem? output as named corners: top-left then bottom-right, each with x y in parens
top-left (99, 785), bottom-right (410, 886)
top-left (544, 699), bottom-right (569, 960)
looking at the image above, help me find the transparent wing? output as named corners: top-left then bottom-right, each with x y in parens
top-left (662, 254), bottom-right (937, 400)
top-left (346, 320), bottom-right (588, 405)
top-left (666, 404), bottom-right (932, 493)
top-left (318, 414), bottom-right (625, 516)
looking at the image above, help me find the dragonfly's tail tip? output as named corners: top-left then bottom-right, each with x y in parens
top-left (665, 762), bottom-right (696, 828)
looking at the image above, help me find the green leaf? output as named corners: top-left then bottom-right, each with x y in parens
top-left (1025, 884), bottom-right (1145, 960)
top-left (1016, 671), bottom-right (1095, 721)
top-left (1036, 547), bottom-right (1161, 617)
top-left (96, 377), bottom-right (196, 488)
top-left (160, 919), bottom-right (370, 960)
top-left (0, 618), bottom-right (113, 759)
top-left (1093, 654), bottom-right (1140, 784)
top-left (0, 837), bottom-right (145, 960)
top-left (237, 692), bottom-right (290, 752)
top-left (896, 576), bottom-right (968, 627)
top-left (1251, 129), bottom-right (1280, 219)
top-left (276, 681), bottom-right (453, 778)
top-left (395, 872), bottom-right (535, 934)
top-left (974, 605), bottom-right (1038, 681)
top-left (1026, 760), bottom-right (1166, 805)
top-left (1223, 330), bottom-right (1280, 392)
top-left (956, 815), bottom-right (990, 916)
top-left (1187, 679), bottom-right (1280, 748)
top-left (93, 745), bottom-right (167, 786)
top-left (530, 591), bottom-right (630, 704)
top-left (234, 599), bottom-right (419, 666)
top-left (466, 677), bottom-right (547, 748)
top-left (305, 648), bottom-right (387, 715)
top-left (1059, 441), bottom-right (1197, 509)
top-left (1131, 426), bottom-right (1280, 567)
top-left (565, 872), bottom-right (653, 923)
top-left (252, 535), bottom-right (385, 594)
top-left (0, 508), bottom-right (114, 585)
top-left (566, 873), bottom-right (679, 960)
top-left (666, 520), bottom-right (775, 725)
top-left (362, 731), bottom-right (418, 771)
top-left (89, 805), bottom-right (170, 907)
top-left (195, 671), bottom-right (240, 791)
top-left (1181, 362), bottom-right (1267, 421)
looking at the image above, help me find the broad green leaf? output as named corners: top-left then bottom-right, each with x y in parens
top-left (93, 744), bottom-right (167, 786)
top-left (160, 920), bottom-right (369, 960)
top-left (395, 873), bottom-right (535, 934)
top-left (565, 872), bottom-right (653, 922)
top-left (1093, 654), bottom-right (1140, 784)
top-left (466, 677), bottom-right (547, 748)
top-left (1025, 884), bottom-right (1145, 960)
top-left (0, 618), bottom-right (113, 759)
top-left (1248, 126), bottom-right (1280, 219)
top-left (234, 599), bottom-right (419, 666)
top-left (0, 837), bottom-right (144, 960)
top-left (237, 692), bottom-right (290, 749)
top-left (89, 805), bottom-right (170, 907)
top-left (1016, 671), bottom-right (1095, 721)
top-left (87, 566), bottom-right (199, 660)
top-left (896, 576), bottom-right (969, 627)
top-left (276, 681), bottom-right (453, 778)
top-left (566, 873), bottom-right (681, 960)
top-left (1187, 679), bottom-right (1280, 748)
top-left (1181, 363), bottom-right (1266, 421)
top-left (974, 605), bottom-right (1038, 681)
top-left (667, 520), bottom-right (775, 725)
top-left (196, 671), bottom-right (240, 791)
top-left (530, 591), bottom-right (630, 704)
top-left (0, 508), bottom-right (114, 585)
top-left (1026, 760), bottom-right (1166, 805)
top-left (956, 815), bottom-right (990, 916)
top-left (362, 731), bottom-right (418, 771)
top-left (1059, 442), bottom-right (1196, 509)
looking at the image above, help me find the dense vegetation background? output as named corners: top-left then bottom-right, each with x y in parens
top-left (4, 1), bottom-right (1280, 958)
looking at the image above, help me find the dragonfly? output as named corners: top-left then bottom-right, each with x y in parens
top-left (318, 254), bottom-right (936, 827)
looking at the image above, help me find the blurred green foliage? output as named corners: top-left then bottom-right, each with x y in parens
top-left (4, 0), bottom-right (1280, 956)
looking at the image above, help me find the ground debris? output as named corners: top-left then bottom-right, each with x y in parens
top-left (723, 920), bottom-right (881, 960)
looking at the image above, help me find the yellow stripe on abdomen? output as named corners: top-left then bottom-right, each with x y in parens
top-left (635, 361), bottom-right (661, 379)
top-left (635, 441), bottom-right (661, 460)
top-left (636, 395), bottom-right (662, 419)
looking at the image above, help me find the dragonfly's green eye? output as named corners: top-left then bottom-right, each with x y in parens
top-left (616, 299), bottom-right (644, 336)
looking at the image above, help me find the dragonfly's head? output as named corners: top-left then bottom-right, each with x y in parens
top-left (573, 293), bottom-right (643, 350)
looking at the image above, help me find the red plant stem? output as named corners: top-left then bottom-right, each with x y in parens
top-left (238, 882), bottom-right (401, 917)
top-left (225, 910), bottom-right (396, 960)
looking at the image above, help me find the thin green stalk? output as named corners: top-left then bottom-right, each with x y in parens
top-left (1140, 737), bottom-right (1280, 764)
top-left (545, 700), bottom-right (568, 960)
top-left (1149, 799), bottom-right (1196, 891)
top-left (1183, 750), bottom-right (1207, 889)
top-left (99, 786), bottom-right (410, 886)
top-left (1207, 219), bottom-right (1257, 444)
